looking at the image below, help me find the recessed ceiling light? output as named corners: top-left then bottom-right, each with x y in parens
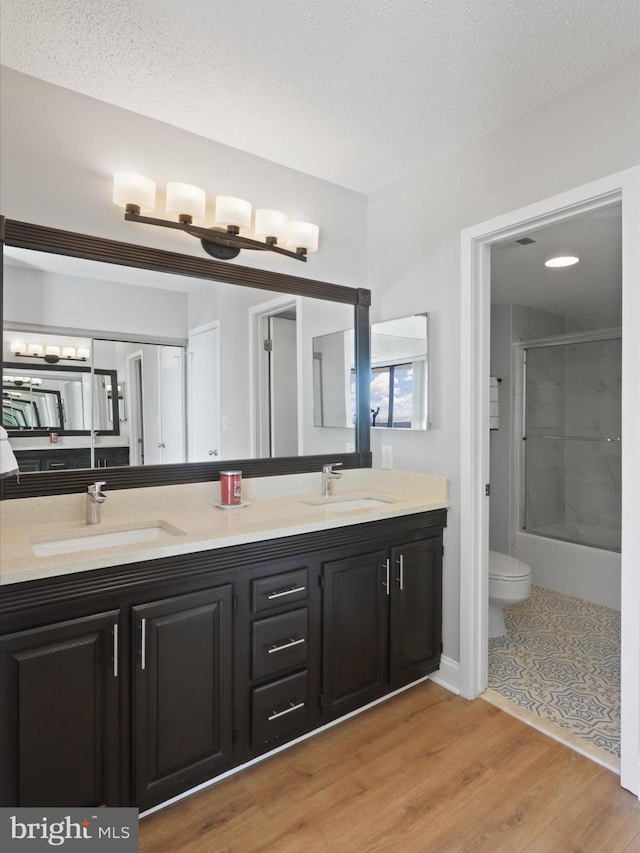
top-left (544, 255), bottom-right (579, 268)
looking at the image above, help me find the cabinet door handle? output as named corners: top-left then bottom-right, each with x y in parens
top-left (140, 618), bottom-right (147, 670)
top-left (268, 701), bottom-right (305, 721)
top-left (267, 585), bottom-right (306, 600)
top-left (112, 623), bottom-right (119, 678)
top-left (268, 637), bottom-right (306, 654)
top-left (382, 559), bottom-right (390, 596)
top-left (396, 554), bottom-right (404, 591)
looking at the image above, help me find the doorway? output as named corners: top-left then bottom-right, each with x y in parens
top-left (250, 297), bottom-right (301, 458)
top-left (487, 206), bottom-right (622, 767)
top-left (459, 168), bottom-right (640, 795)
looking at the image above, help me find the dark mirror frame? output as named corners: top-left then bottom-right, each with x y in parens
top-left (0, 217), bottom-right (371, 500)
top-left (3, 362), bottom-right (120, 437)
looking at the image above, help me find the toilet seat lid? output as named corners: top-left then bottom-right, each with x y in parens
top-left (489, 550), bottom-right (531, 579)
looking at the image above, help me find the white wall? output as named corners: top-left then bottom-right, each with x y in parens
top-left (4, 265), bottom-right (188, 340)
top-left (367, 55), bottom-right (639, 662)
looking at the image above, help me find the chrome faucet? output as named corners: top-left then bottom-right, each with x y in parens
top-left (86, 481), bottom-right (107, 525)
top-left (321, 463), bottom-right (343, 497)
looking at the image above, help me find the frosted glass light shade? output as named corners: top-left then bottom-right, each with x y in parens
top-left (287, 221), bottom-right (319, 253)
top-left (77, 347), bottom-right (91, 360)
top-left (113, 172), bottom-right (156, 212)
top-left (166, 182), bottom-right (206, 221)
top-left (28, 344), bottom-right (43, 356)
top-left (215, 196), bottom-right (252, 229)
top-left (62, 346), bottom-right (76, 359)
top-left (11, 341), bottom-right (26, 355)
top-left (255, 209), bottom-right (288, 241)
top-left (46, 346), bottom-right (61, 357)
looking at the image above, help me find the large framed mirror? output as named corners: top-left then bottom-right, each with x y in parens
top-left (1, 218), bottom-right (371, 498)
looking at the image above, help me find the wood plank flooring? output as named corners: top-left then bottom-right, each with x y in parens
top-left (139, 682), bottom-right (640, 852)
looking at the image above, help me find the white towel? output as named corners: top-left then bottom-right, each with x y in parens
top-left (489, 377), bottom-right (500, 430)
top-left (0, 426), bottom-right (19, 479)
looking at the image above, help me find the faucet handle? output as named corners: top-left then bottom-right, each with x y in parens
top-left (88, 481), bottom-right (107, 495)
top-left (322, 462), bottom-right (343, 474)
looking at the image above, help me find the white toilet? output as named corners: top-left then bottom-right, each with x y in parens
top-left (488, 550), bottom-right (532, 638)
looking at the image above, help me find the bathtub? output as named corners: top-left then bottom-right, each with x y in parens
top-left (515, 530), bottom-right (621, 611)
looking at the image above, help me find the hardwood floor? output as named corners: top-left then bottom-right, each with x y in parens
top-left (139, 682), bottom-right (640, 852)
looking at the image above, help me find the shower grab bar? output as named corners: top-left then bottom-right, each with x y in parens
top-left (528, 434), bottom-right (621, 442)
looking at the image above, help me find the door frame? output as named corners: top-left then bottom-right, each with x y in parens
top-left (126, 350), bottom-right (144, 467)
top-left (459, 167), bottom-right (640, 795)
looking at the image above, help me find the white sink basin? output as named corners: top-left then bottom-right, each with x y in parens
top-left (31, 521), bottom-right (185, 557)
top-left (301, 494), bottom-right (396, 512)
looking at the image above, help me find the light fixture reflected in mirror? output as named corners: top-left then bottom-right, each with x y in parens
top-left (10, 339), bottom-right (88, 362)
top-left (112, 173), bottom-right (319, 262)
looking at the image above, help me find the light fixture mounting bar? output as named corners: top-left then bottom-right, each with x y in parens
top-left (123, 211), bottom-right (308, 262)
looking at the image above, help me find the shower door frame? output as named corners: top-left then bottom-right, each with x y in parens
top-left (459, 167), bottom-right (640, 796)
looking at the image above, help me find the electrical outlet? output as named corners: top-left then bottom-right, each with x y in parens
top-left (346, 442), bottom-right (355, 452)
top-left (382, 445), bottom-right (393, 469)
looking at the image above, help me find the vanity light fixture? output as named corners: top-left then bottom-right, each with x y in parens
top-left (10, 340), bottom-right (88, 363)
top-left (544, 255), bottom-right (580, 268)
top-left (112, 172), bottom-right (319, 262)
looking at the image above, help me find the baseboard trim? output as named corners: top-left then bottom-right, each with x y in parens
top-left (429, 655), bottom-right (461, 695)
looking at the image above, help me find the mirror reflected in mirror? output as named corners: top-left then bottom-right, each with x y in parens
top-left (313, 313), bottom-right (429, 430)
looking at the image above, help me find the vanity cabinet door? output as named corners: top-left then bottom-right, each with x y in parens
top-left (132, 585), bottom-right (233, 809)
top-left (321, 548), bottom-right (389, 718)
top-left (389, 536), bottom-right (443, 688)
top-left (0, 611), bottom-right (121, 807)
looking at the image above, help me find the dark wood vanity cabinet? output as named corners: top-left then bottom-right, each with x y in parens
top-left (0, 509), bottom-right (446, 811)
top-left (132, 586), bottom-right (233, 805)
top-left (0, 610), bottom-right (121, 807)
top-left (389, 537), bottom-right (443, 687)
top-left (12, 447), bottom-right (130, 472)
top-left (322, 532), bottom-right (443, 719)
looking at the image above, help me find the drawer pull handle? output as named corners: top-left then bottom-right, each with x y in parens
top-left (396, 554), bottom-right (404, 591)
top-left (268, 637), bottom-right (306, 655)
top-left (268, 701), bottom-right (305, 721)
top-left (267, 585), bottom-right (306, 600)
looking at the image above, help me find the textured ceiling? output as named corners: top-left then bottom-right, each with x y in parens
top-left (491, 204), bottom-right (622, 318)
top-left (1, 1), bottom-right (638, 193)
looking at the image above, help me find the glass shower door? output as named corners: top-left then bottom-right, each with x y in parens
top-left (523, 337), bottom-right (621, 552)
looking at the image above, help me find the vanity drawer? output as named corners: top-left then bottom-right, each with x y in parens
top-left (252, 608), bottom-right (308, 681)
top-left (251, 670), bottom-right (308, 747)
top-left (251, 568), bottom-right (309, 613)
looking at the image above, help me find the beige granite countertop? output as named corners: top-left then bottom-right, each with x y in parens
top-left (0, 469), bottom-right (449, 586)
